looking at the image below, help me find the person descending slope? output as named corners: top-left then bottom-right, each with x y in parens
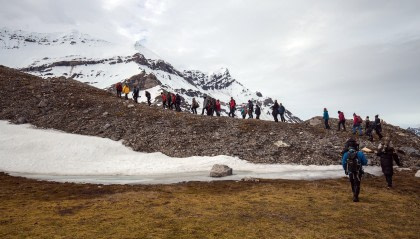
top-left (132, 86), bottom-right (140, 103)
top-left (116, 82), bottom-right (123, 98)
top-left (228, 97), bottom-right (236, 117)
top-left (161, 92), bottom-right (167, 109)
top-left (215, 100), bottom-right (221, 116)
top-left (377, 138), bottom-right (402, 188)
top-left (145, 91), bottom-right (151, 106)
top-left (255, 104), bottom-right (261, 119)
top-left (352, 113), bottom-right (363, 135)
top-left (191, 98), bottom-right (199, 114)
top-left (323, 108), bottom-right (330, 129)
top-left (248, 100), bottom-right (254, 119)
top-left (271, 100), bottom-right (280, 122)
top-left (342, 138), bottom-right (368, 202)
top-left (338, 111), bottom-right (346, 131)
top-left (279, 103), bottom-right (286, 122)
top-left (122, 84), bottom-right (130, 100)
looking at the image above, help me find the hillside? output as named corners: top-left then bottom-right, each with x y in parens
top-left (0, 66), bottom-right (419, 168)
top-left (0, 28), bottom-right (301, 122)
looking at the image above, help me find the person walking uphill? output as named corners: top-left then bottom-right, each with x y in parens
top-left (132, 86), bottom-right (140, 103)
top-left (228, 97), bottom-right (236, 117)
top-left (377, 138), bottom-right (402, 188)
top-left (279, 103), bottom-right (286, 122)
top-left (191, 98), bottom-right (199, 114)
top-left (352, 113), bottom-right (363, 135)
top-left (373, 115), bottom-right (384, 140)
top-left (248, 100), bottom-right (254, 119)
top-left (145, 91), bottom-right (151, 106)
top-left (122, 84), bottom-right (130, 100)
top-left (255, 104), bottom-right (261, 119)
top-left (337, 111), bottom-right (346, 131)
top-left (323, 108), bottom-right (330, 129)
top-left (271, 100), bottom-right (280, 122)
top-left (116, 82), bottom-right (123, 98)
top-left (342, 139), bottom-right (368, 202)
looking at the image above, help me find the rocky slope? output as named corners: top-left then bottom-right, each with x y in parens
top-left (407, 127), bottom-right (420, 137)
top-left (0, 28), bottom-right (301, 122)
top-left (1, 66), bottom-right (419, 168)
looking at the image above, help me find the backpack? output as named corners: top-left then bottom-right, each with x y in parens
top-left (346, 150), bottom-right (361, 174)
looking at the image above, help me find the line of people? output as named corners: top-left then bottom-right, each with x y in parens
top-left (115, 82), bottom-right (152, 106)
top-left (323, 108), bottom-right (383, 141)
top-left (161, 92), bottom-right (182, 112)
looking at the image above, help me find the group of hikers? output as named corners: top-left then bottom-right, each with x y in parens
top-left (160, 92), bottom-right (182, 112)
top-left (341, 136), bottom-right (401, 202)
top-left (323, 108), bottom-right (383, 141)
top-left (115, 82), bottom-right (152, 106)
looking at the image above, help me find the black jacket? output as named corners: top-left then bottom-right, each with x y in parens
top-left (271, 103), bottom-right (279, 115)
top-left (255, 106), bottom-right (261, 115)
top-left (377, 147), bottom-right (401, 175)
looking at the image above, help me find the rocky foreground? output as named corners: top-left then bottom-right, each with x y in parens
top-left (0, 65), bottom-right (419, 167)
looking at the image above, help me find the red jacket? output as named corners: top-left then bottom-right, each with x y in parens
top-left (229, 99), bottom-right (236, 109)
top-left (116, 83), bottom-right (122, 91)
top-left (216, 101), bottom-right (221, 111)
top-left (172, 94), bottom-right (176, 103)
top-left (162, 94), bottom-right (167, 101)
top-left (353, 115), bottom-right (362, 125)
top-left (339, 112), bottom-right (345, 121)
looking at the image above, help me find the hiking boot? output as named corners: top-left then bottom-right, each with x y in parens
top-left (353, 196), bottom-right (359, 202)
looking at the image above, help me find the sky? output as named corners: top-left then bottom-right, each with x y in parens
top-left (1, 0), bottom-right (419, 127)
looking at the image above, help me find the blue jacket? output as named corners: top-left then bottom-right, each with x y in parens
top-left (342, 151), bottom-right (368, 172)
top-left (323, 111), bottom-right (329, 120)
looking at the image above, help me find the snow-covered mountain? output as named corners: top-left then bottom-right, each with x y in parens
top-left (407, 127), bottom-right (420, 137)
top-left (0, 28), bottom-right (301, 122)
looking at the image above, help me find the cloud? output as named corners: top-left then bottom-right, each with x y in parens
top-left (1, 0), bottom-right (419, 126)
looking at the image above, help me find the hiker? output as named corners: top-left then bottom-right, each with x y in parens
top-left (116, 82), bottom-right (122, 98)
top-left (271, 100), bottom-right (280, 122)
top-left (202, 96), bottom-right (208, 115)
top-left (210, 98), bottom-right (216, 116)
top-left (352, 113), bottom-right (363, 135)
top-left (248, 100), bottom-right (254, 119)
top-left (122, 84), bottom-right (130, 100)
top-left (215, 99), bottom-right (221, 116)
top-left (323, 108), bottom-right (330, 129)
top-left (338, 111), bottom-right (346, 131)
top-left (228, 97), bottom-right (236, 117)
top-left (373, 115), bottom-right (384, 140)
top-left (341, 136), bottom-right (359, 155)
top-left (161, 92), bottom-right (167, 109)
top-left (377, 138), bottom-right (402, 188)
top-left (175, 93), bottom-right (181, 112)
top-left (342, 138), bottom-right (368, 202)
top-left (241, 105), bottom-right (247, 119)
top-left (132, 87), bottom-right (140, 103)
top-left (167, 92), bottom-right (172, 109)
top-left (145, 91), bottom-right (151, 106)
top-left (191, 98), bottom-right (199, 114)
top-left (279, 103), bottom-right (286, 122)
top-left (171, 93), bottom-right (176, 110)
top-left (365, 116), bottom-right (374, 141)
top-left (255, 105), bottom-right (261, 119)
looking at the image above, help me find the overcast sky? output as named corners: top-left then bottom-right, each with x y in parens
top-left (1, 0), bottom-right (419, 127)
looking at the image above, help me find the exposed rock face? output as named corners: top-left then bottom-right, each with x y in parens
top-left (210, 164), bottom-right (233, 177)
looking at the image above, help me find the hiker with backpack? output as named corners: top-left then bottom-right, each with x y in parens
top-left (166, 92), bottom-right (172, 110)
top-left (352, 113), bottom-right (363, 135)
top-left (116, 82), bottom-right (123, 98)
top-left (161, 92), bottom-right (167, 109)
top-left (215, 100), bottom-right (221, 116)
top-left (341, 136), bottom-right (359, 155)
top-left (271, 100), bottom-right (280, 122)
top-left (365, 116), bottom-right (375, 141)
top-left (145, 91), bottom-right (151, 106)
top-left (122, 84), bottom-right (130, 100)
top-left (279, 103), bottom-right (286, 122)
top-left (248, 100), bottom-right (254, 119)
top-left (377, 138), bottom-right (402, 188)
top-left (228, 97), bottom-right (236, 117)
top-left (241, 105), bottom-right (247, 119)
top-left (373, 115), bottom-right (384, 140)
top-left (202, 96), bottom-right (208, 115)
top-left (191, 98), bottom-right (199, 114)
top-left (175, 93), bottom-right (182, 112)
top-left (338, 111), bottom-right (346, 131)
top-left (255, 104), bottom-right (261, 119)
top-left (171, 93), bottom-right (176, 110)
top-left (323, 108), bottom-right (331, 129)
top-left (132, 86), bottom-right (140, 103)
top-left (342, 138), bottom-right (368, 202)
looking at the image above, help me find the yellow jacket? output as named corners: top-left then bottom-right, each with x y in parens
top-left (122, 85), bottom-right (130, 94)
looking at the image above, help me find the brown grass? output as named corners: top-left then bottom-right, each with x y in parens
top-left (0, 172), bottom-right (419, 239)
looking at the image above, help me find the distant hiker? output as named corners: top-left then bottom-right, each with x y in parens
top-left (271, 100), bottom-right (280, 122)
top-left (145, 91), bottom-right (151, 106)
top-left (377, 138), bottom-right (402, 188)
top-left (248, 100), bottom-right (254, 119)
top-left (279, 103), bottom-right (286, 122)
top-left (341, 136), bottom-right (359, 155)
top-left (191, 98), bottom-right (199, 114)
top-left (342, 138), bottom-right (368, 202)
top-left (255, 105), bottom-right (261, 119)
top-left (323, 108), bottom-right (330, 129)
top-left (373, 115), bottom-right (383, 140)
top-left (352, 113), bottom-right (363, 135)
top-left (215, 99), bottom-right (221, 117)
top-left (116, 82), bottom-right (122, 98)
top-left (202, 96), bottom-right (208, 115)
top-left (207, 98), bottom-right (215, 116)
top-left (167, 92), bottom-right (172, 109)
top-left (171, 93), bottom-right (176, 110)
top-left (241, 105), bottom-right (247, 119)
top-left (122, 84), bottom-right (130, 100)
top-left (132, 87), bottom-right (140, 103)
top-left (228, 97), bottom-right (236, 117)
top-left (211, 98), bottom-right (216, 116)
top-left (365, 116), bottom-right (374, 141)
top-left (337, 111), bottom-right (346, 131)
top-left (161, 92), bottom-right (167, 109)
top-left (175, 93), bottom-right (181, 112)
